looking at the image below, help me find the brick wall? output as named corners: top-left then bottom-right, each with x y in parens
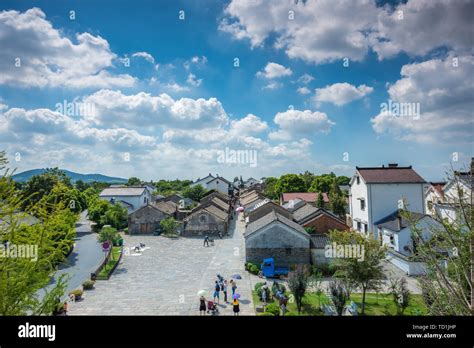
top-left (303, 214), bottom-right (349, 234)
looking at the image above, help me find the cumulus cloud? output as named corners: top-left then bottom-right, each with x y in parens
top-left (314, 83), bottom-right (373, 106)
top-left (0, 8), bottom-right (136, 88)
top-left (229, 114), bottom-right (268, 135)
top-left (132, 52), bottom-right (155, 64)
top-left (298, 74), bottom-right (315, 84)
top-left (269, 109), bottom-right (335, 140)
top-left (297, 86), bottom-right (311, 95)
top-left (219, 0), bottom-right (472, 64)
top-left (186, 73), bottom-right (202, 87)
top-left (371, 54), bottom-right (474, 143)
top-left (257, 62), bottom-right (292, 79)
top-left (81, 89), bottom-right (228, 129)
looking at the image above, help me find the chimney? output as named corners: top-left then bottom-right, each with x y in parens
top-left (397, 215), bottom-right (402, 230)
top-left (388, 163), bottom-right (399, 168)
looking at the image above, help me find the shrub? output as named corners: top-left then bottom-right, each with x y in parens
top-left (68, 289), bottom-right (84, 300)
top-left (284, 311), bottom-right (299, 316)
top-left (254, 282), bottom-right (266, 292)
top-left (258, 312), bottom-right (275, 316)
top-left (82, 280), bottom-right (95, 290)
top-left (265, 302), bottom-right (280, 316)
top-left (249, 264), bottom-right (260, 275)
top-left (312, 263), bottom-right (335, 277)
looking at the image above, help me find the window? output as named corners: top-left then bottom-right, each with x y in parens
top-left (356, 221), bottom-right (361, 231)
top-left (199, 214), bottom-right (207, 223)
top-left (360, 199), bottom-right (365, 210)
top-left (389, 234), bottom-right (395, 246)
top-left (364, 224), bottom-right (368, 234)
top-left (285, 248), bottom-right (292, 255)
top-left (356, 176), bottom-right (360, 184)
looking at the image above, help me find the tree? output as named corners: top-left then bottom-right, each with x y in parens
top-left (389, 278), bottom-right (411, 315)
top-left (0, 152), bottom-right (73, 315)
top-left (160, 217), bottom-right (179, 236)
top-left (312, 270), bottom-right (324, 312)
top-left (40, 182), bottom-right (86, 214)
top-left (336, 176), bottom-right (350, 186)
top-left (21, 168), bottom-right (72, 210)
top-left (182, 185), bottom-right (207, 202)
top-left (287, 265), bottom-right (313, 314)
top-left (88, 199), bottom-right (110, 226)
top-left (309, 174), bottom-right (335, 193)
top-left (127, 177), bottom-right (141, 186)
top-left (329, 230), bottom-right (386, 315)
top-left (100, 202), bottom-right (128, 229)
top-left (299, 171), bottom-right (316, 191)
top-left (263, 177), bottom-right (278, 200)
top-left (274, 174), bottom-right (306, 197)
top-left (406, 166), bottom-right (472, 315)
top-left (316, 191), bottom-right (325, 208)
top-left (328, 279), bottom-right (350, 316)
top-left (75, 179), bottom-right (88, 192)
top-left (98, 226), bottom-right (119, 244)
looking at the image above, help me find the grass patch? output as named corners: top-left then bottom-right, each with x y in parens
top-left (97, 246), bottom-right (122, 280)
top-left (252, 290), bottom-right (427, 316)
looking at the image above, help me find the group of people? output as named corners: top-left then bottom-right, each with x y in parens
top-left (199, 274), bottom-right (240, 315)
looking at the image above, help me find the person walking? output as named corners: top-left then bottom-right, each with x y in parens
top-left (222, 280), bottom-right (228, 303)
top-left (199, 296), bottom-right (206, 315)
top-left (213, 281), bottom-right (220, 304)
top-left (232, 298), bottom-right (240, 316)
top-left (261, 282), bottom-right (268, 305)
top-left (230, 280), bottom-right (237, 296)
top-left (203, 235), bottom-right (209, 247)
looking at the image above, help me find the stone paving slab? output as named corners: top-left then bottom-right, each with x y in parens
top-left (68, 215), bottom-right (255, 316)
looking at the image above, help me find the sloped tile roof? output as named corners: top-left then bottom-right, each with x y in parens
top-left (282, 192), bottom-right (329, 203)
top-left (356, 166), bottom-right (425, 184)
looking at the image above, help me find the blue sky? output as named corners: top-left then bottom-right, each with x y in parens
top-left (0, 0), bottom-right (472, 181)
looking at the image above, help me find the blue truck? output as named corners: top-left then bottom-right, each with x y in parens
top-left (259, 258), bottom-right (289, 278)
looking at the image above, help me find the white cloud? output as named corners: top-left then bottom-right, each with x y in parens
top-left (0, 8), bottom-right (136, 89)
top-left (81, 89), bottom-right (228, 129)
top-left (220, 0), bottom-right (472, 64)
top-left (184, 56), bottom-right (208, 70)
top-left (314, 83), bottom-right (373, 106)
top-left (229, 114), bottom-right (268, 136)
top-left (256, 62), bottom-right (292, 79)
top-left (371, 54), bottom-right (474, 143)
top-left (298, 74), bottom-right (315, 84)
top-left (132, 51), bottom-right (155, 64)
top-left (262, 82), bottom-right (283, 90)
top-left (186, 73), bottom-right (202, 87)
top-left (269, 109), bottom-right (335, 140)
top-left (297, 86), bottom-right (311, 95)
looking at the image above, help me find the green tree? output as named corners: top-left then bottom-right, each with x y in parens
top-left (0, 152), bottom-right (73, 315)
top-left (389, 278), bottom-right (411, 315)
top-left (407, 167), bottom-right (472, 315)
top-left (160, 217), bottom-right (179, 236)
top-left (336, 176), bottom-right (350, 186)
top-left (329, 230), bottom-right (386, 315)
top-left (127, 177), bottom-right (141, 186)
top-left (98, 226), bottom-right (119, 244)
top-left (40, 182), bottom-right (86, 214)
top-left (287, 265), bottom-right (313, 314)
top-left (75, 179), bottom-right (89, 192)
top-left (309, 174), bottom-right (334, 193)
top-left (316, 191), bottom-right (325, 208)
top-left (88, 199), bottom-right (110, 226)
top-left (263, 177), bottom-right (278, 200)
top-left (299, 171), bottom-right (316, 191)
top-left (100, 202), bottom-right (128, 229)
top-left (182, 184), bottom-right (207, 202)
top-left (275, 174), bottom-right (306, 197)
top-left (328, 279), bottom-right (351, 316)
top-left (21, 168), bottom-right (72, 210)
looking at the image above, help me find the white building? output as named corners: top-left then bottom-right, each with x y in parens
top-left (191, 173), bottom-right (231, 195)
top-left (376, 210), bottom-right (438, 275)
top-left (348, 164), bottom-right (426, 239)
top-left (99, 186), bottom-right (152, 213)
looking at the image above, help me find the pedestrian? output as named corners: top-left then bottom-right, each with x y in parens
top-left (199, 296), bottom-right (206, 315)
top-left (213, 281), bottom-right (220, 304)
top-left (231, 280), bottom-right (237, 296)
top-left (261, 282), bottom-right (268, 305)
top-left (203, 235), bottom-right (209, 247)
top-left (223, 280), bottom-right (228, 303)
top-left (232, 298), bottom-right (240, 316)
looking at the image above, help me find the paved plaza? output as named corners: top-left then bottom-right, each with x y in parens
top-left (68, 215), bottom-right (256, 315)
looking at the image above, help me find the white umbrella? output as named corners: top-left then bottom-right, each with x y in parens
top-left (197, 290), bottom-right (207, 296)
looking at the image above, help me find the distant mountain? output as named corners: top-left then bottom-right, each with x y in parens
top-left (12, 168), bottom-right (128, 184)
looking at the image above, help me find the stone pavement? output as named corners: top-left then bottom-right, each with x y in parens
top-left (68, 213), bottom-right (255, 315)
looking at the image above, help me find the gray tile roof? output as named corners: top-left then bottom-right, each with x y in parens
top-left (310, 234), bottom-right (330, 249)
top-left (203, 205), bottom-right (228, 221)
top-left (375, 210), bottom-right (426, 232)
top-left (292, 203), bottom-right (319, 222)
top-left (245, 210), bottom-right (308, 238)
top-left (100, 186), bottom-right (145, 197)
